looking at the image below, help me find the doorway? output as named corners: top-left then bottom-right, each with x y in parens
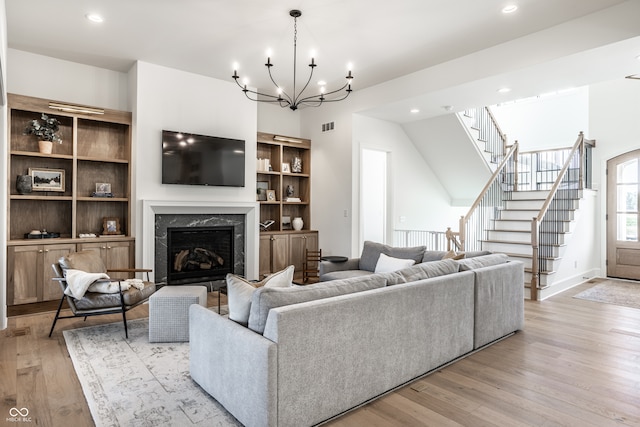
top-left (361, 149), bottom-right (388, 247)
top-left (607, 150), bottom-right (640, 279)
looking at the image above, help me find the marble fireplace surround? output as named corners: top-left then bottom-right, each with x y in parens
top-left (142, 200), bottom-right (259, 283)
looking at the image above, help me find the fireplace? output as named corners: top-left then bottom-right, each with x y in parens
top-left (167, 226), bottom-right (234, 285)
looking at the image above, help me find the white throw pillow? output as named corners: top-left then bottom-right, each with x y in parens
top-left (226, 265), bottom-right (294, 324)
top-left (374, 253), bottom-right (415, 273)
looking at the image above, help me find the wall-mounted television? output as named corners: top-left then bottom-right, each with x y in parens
top-left (162, 130), bottom-right (245, 187)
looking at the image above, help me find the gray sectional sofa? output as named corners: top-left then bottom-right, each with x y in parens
top-left (189, 252), bottom-right (524, 427)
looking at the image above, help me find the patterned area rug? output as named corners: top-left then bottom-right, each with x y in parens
top-left (63, 311), bottom-right (241, 427)
top-left (573, 280), bottom-right (640, 310)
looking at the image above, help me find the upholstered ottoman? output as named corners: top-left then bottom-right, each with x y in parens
top-left (149, 285), bottom-right (207, 342)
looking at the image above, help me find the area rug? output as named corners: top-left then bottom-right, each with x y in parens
top-left (63, 311), bottom-right (242, 427)
top-left (573, 280), bottom-right (640, 310)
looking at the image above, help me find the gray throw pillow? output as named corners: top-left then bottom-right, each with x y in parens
top-left (359, 241), bottom-right (426, 272)
top-left (383, 259), bottom-right (460, 285)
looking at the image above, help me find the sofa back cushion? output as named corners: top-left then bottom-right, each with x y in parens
top-left (456, 253), bottom-right (508, 271)
top-left (381, 259), bottom-right (460, 285)
top-left (359, 241), bottom-right (425, 272)
top-left (248, 275), bottom-right (387, 334)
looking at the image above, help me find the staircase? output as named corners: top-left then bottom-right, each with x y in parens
top-left (457, 106), bottom-right (595, 300)
top-left (481, 189), bottom-right (580, 291)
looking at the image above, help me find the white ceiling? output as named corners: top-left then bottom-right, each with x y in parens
top-left (5, 0), bottom-right (640, 122)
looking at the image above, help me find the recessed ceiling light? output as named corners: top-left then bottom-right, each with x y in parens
top-left (498, 87), bottom-right (511, 93)
top-left (502, 5), bottom-right (518, 14)
top-left (317, 80), bottom-right (327, 86)
top-left (85, 13), bottom-right (104, 23)
top-left (410, 108), bottom-right (420, 114)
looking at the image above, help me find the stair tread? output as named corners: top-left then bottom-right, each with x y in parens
top-left (482, 239), bottom-right (565, 247)
top-left (505, 253), bottom-right (561, 260)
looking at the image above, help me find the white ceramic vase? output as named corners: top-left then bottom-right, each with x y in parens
top-left (292, 217), bottom-right (304, 231)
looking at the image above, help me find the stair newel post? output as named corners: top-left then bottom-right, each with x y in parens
top-left (458, 216), bottom-right (466, 251)
top-left (578, 132), bottom-right (584, 191)
top-left (531, 217), bottom-right (540, 301)
top-left (514, 142), bottom-right (519, 192)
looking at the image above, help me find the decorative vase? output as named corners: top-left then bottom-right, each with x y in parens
top-left (16, 175), bottom-right (32, 194)
top-left (38, 140), bottom-right (53, 154)
top-left (292, 217), bottom-right (304, 231)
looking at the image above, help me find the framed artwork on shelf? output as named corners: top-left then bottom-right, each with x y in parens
top-left (282, 215), bottom-right (291, 230)
top-left (95, 183), bottom-right (111, 194)
top-left (257, 181), bottom-right (269, 201)
top-left (29, 167), bottom-right (65, 192)
top-left (282, 163), bottom-right (291, 173)
top-left (266, 190), bottom-right (277, 201)
top-left (102, 217), bottom-right (121, 235)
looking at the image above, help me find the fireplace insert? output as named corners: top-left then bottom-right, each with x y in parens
top-left (167, 226), bottom-right (234, 284)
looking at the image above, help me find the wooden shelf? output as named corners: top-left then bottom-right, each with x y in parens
top-left (6, 94), bottom-right (134, 309)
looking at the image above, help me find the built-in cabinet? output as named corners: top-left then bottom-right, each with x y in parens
top-left (6, 94), bottom-right (135, 308)
top-left (257, 132), bottom-right (318, 280)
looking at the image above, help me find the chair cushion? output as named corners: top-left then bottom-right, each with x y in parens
top-left (59, 251), bottom-right (107, 274)
top-left (73, 281), bottom-right (156, 310)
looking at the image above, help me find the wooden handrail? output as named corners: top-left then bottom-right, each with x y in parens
top-left (462, 142), bottom-right (519, 225)
top-left (459, 142), bottom-right (519, 250)
top-left (485, 106), bottom-right (508, 154)
top-left (530, 132), bottom-right (595, 300)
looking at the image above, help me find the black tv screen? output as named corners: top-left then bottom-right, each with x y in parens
top-left (162, 130), bottom-right (245, 187)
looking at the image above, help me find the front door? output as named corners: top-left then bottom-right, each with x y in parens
top-left (607, 150), bottom-right (640, 279)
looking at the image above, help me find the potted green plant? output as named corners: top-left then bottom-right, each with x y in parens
top-left (24, 113), bottom-right (62, 154)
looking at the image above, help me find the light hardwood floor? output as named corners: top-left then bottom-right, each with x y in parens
top-left (1, 281), bottom-right (640, 426)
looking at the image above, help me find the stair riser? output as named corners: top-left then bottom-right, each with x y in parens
top-left (483, 242), bottom-right (562, 257)
top-left (493, 220), bottom-right (572, 233)
top-left (525, 272), bottom-right (552, 286)
top-left (487, 231), bottom-right (532, 243)
top-left (508, 191), bottom-right (548, 201)
top-left (499, 210), bottom-right (575, 221)
top-left (505, 200), bottom-right (545, 210)
top-left (507, 256), bottom-right (562, 271)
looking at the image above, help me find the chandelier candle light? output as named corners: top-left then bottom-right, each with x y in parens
top-left (232, 9), bottom-right (354, 111)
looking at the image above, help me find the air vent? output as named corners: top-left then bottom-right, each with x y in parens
top-left (9, 327), bottom-right (31, 337)
top-left (321, 122), bottom-right (335, 132)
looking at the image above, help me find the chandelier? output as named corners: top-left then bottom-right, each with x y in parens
top-left (232, 9), bottom-right (354, 111)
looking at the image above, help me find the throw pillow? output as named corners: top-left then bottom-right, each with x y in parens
top-left (227, 265), bottom-right (294, 325)
top-left (359, 241), bottom-right (425, 272)
top-left (374, 253), bottom-right (415, 273)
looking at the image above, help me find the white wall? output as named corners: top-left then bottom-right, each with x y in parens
top-left (7, 49), bottom-right (128, 110)
top-left (257, 103), bottom-right (300, 137)
top-left (354, 115), bottom-right (461, 235)
top-left (131, 61), bottom-right (258, 266)
top-left (589, 78), bottom-right (640, 275)
top-left (491, 87), bottom-right (590, 150)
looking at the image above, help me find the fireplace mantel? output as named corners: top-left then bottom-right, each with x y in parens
top-left (142, 200), bottom-right (259, 282)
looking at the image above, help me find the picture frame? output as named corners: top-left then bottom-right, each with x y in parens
top-left (266, 189), bottom-right (277, 201)
top-left (282, 163), bottom-right (291, 173)
top-left (95, 182), bottom-right (111, 194)
top-left (102, 217), bottom-right (121, 235)
top-left (257, 181), bottom-right (269, 201)
top-left (282, 215), bottom-right (292, 230)
top-left (29, 167), bottom-right (65, 192)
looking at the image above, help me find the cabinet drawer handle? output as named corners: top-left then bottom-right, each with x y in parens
top-left (44, 249), bottom-right (49, 253)
top-left (107, 246), bottom-right (112, 249)
top-left (38, 249), bottom-right (43, 253)
top-left (102, 246), bottom-right (107, 249)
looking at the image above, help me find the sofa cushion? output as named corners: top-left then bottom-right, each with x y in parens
top-left (383, 259), bottom-right (460, 285)
top-left (374, 253), bottom-right (415, 273)
top-left (359, 241), bottom-right (426, 272)
top-left (227, 265), bottom-right (294, 325)
top-left (248, 274), bottom-right (387, 334)
top-left (321, 270), bottom-right (374, 281)
top-left (422, 251), bottom-right (448, 262)
top-left (456, 253), bottom-right (509, 271)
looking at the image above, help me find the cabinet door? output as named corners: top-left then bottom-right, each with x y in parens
top-left (8, 245), bottom-right (40, 305)
top-left (41, 244), bottom-right (76, 301)
top-left (259, 234), bottom-right (272, 278)
top-left (104, 241), bottom-right (134, 279)
top-left (271, 234), bottom-right (290, 273)
top-left (289, 232), bottom-right (319, 278)
top-left (77, 240), bottom-right (133, 280)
